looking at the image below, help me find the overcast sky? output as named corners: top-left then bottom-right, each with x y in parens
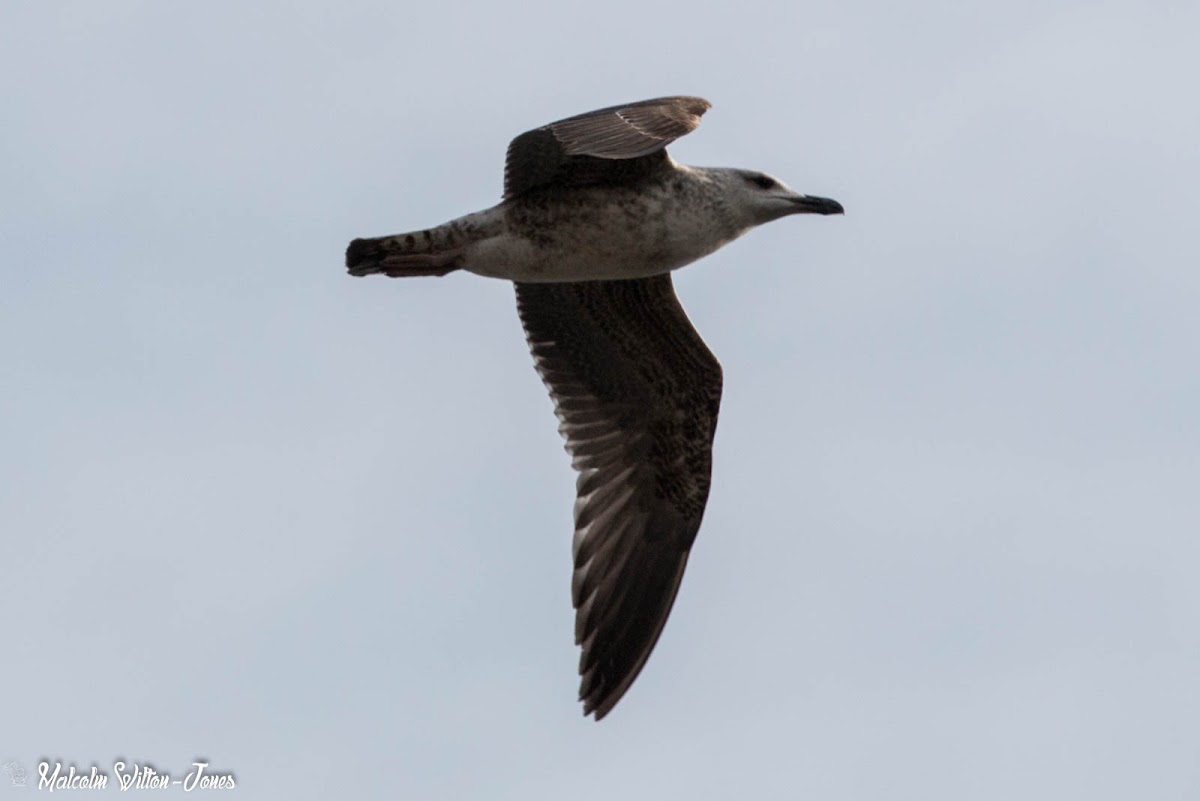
top-left (3, 1), bottom-right (1198, 798)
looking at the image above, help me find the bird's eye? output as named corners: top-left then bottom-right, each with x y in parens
top-left (748, 174), bottom-right (776, 190)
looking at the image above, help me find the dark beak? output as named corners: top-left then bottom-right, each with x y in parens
top-left (790, 194), bottom-right (844, 215)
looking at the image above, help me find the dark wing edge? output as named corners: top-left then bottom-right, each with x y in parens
top-left (514, 274), bottom-right (723, 719)
top-left (503, 96), bottom-right (711, 199)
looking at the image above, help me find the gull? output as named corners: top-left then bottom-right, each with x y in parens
top-left (346, 96), bottom-right (843, 720)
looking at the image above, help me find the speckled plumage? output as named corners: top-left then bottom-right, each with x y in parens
top-left (346, 96), bottom-right (843, 720)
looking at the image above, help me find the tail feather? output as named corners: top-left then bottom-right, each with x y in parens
top-left (345, 235), bottom-right (462, 278)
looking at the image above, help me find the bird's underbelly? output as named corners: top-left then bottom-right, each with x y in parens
top-left (463, 220), bottom-right (732, 283)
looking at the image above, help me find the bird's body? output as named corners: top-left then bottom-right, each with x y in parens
top-left (349, 161), bottom-right (824, 283)
top-left (468, 166), bottom-right (743, 282)
top-left (346, 96), bottom-right (842, 720)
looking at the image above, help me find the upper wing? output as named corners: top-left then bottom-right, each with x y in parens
top-left (503, 96), bottom-right (711, 199)
top-left (514, 274), bottom-right (723, 719)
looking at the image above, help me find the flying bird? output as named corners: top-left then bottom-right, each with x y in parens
top-left (346, 96), bottom-right (843, 720)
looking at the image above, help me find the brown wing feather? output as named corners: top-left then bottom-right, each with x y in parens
top-left (514, 274), bottom-right (723, 719)
top-left (503, 96), bottom-right (711, 199)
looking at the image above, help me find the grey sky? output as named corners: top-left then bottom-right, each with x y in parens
top-left (3, 1), bottom-right (1198, 798)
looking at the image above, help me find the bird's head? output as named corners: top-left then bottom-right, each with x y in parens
top-left (719, 169), bottom-right (844, 227)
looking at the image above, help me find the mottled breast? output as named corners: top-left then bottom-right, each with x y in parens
top-left (466, 177), bottom-right (741, 283)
